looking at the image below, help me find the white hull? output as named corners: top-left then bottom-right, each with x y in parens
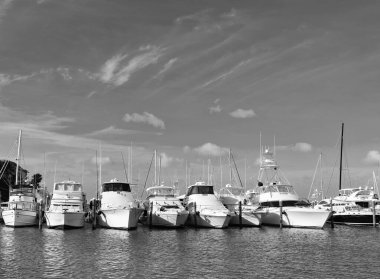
top-left (187, 210), bottom-right (231, 228)
top-left (141, 211), bottom-right (189, 228)
top-left (45, 211), bottom-right (85, 229)
top-left (258, 207), bottom-right (331, 229)
top-left (229, 210), bottom-right (262, 227)
top-left (2, 209), bottom-right (38, 227)
top-left (98, 208), bottom-right (144, 230)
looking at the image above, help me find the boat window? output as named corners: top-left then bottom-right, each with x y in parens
top-left (55, 184), bottom-right (65, 191)
top-left (355, 190), bottom-right (371, 196)
top-left (74, 184), bottom-right (82, 191)
top-left (189, 186), bottom-right (214, 195)
top-left (102, 183), bottom-right (131, 192)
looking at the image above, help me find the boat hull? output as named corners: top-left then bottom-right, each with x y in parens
top-left (229, 210), bottom-right (262, 227)
top-left (97, 208), bottom-right (144, 230)
top-left (330, 212), bottom-right (380, 226)
top-left (45, 211), bottom-right (85, 229)
top-left (258, 207), bottom-right (331, 229)
top-left (2, 209), bottom-right (38, 227)
top-left (141, 211), bottom-right (189, 228)
top-left (187, 210), bottom-right (231, 228)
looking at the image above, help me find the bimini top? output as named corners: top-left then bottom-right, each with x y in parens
top-left (146, 185), bottom-right (175, 197)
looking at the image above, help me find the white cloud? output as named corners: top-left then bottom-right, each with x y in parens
top-left (123, 112), bottom-right (165, 129)
top-left (98, 46), bottom-right (164, 87)
top-left (91, 155), bottom-right (112, 165)
top-left (209, 98), bottom-right (222, 114)
top-left (193, 142), bottom-right (228, 156)
top-left (277, 142), bottom-right (313, 152)
top-left (159, 152), bottom-right (173, 168)
top-left (209, 105), bottom-right (222, 114)
top-left (364, 150), bottom-right (380, 164)
top-left (293, 142), bottom-right (313, 152)
top-left (229, 108), bottom-right (255, 118)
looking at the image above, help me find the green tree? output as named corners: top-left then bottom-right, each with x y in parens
top-left (30, 173), bottom-right (43, 188)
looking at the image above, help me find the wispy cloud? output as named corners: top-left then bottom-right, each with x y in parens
top-left (229, 108), bottom-right (255, 118)
top-left (123, 112), bottom-right (165, 129)
top-left (209, 98), bottom-right (222, 114)
top-left (185, 142), bottom-right (228, 157)
top-left (98, 46), bottom-right (164, 87)
top-left (364, 150), bottom-right (380, 164)
top-left (153, 58), bottom-right (178, 79)
top-left (0, 0), bottom-right (13, 23)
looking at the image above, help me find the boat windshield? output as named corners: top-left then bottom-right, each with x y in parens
top-left (102, 183), bottom-right (131, 192)
top-left (187, 185), bottom-right (214, 195)
top-left (354, 190), bottom-right (372, 197)
top-left (55, 183), bottom-right (82, 191)
top-left (146, 187), bottom-right (174, 197)
top-left (261, 185), bottom-right (295, 194)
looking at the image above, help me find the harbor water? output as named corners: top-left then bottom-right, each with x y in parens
top-left (1, 224), bottom-right (380, 278)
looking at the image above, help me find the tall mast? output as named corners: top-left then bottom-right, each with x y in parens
top-left (339, 123), bottom-right (344, 191)
top-left (154, 150), bottom-right (157, 185)
top-left (15, 130), bottom-right (22, 185)
top-left (229, 148), bottom-right (232, 185)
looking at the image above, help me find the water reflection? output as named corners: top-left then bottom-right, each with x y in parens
top-left (0, 224), bottom-right (379, 278)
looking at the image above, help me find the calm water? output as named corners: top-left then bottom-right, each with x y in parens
top-left (1, 224), bottom-right (380, 279)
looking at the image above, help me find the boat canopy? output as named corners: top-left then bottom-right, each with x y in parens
top-left (102, 182), bottom-right (131, 192)
top-left (54, 182), bottom-right (82, 192)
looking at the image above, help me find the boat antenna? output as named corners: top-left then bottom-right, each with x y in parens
top-left (339, 123), bottom-right (344, 191)
top-left (121, 152), bottom-right (129, 182)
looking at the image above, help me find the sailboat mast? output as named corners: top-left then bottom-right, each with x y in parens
top-left (15, 130), bottom-right (22, 185)
top-left (154, 150), bottom-right (157, 185)
top-left (339, 123), bottom-right (344, 191)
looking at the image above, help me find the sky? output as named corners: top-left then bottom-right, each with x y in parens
top-left (1, 0), bottom-right (380, 199)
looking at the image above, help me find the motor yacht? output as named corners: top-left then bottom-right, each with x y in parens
top-left (45, 180), bottom-right (87, 229)
top-left (184, 182), bottom-right (231, 228)
top-left (140, 184), bottom-right (188, 228)
top-left (97, 179), bottom-right (144, 230)
top-left (248, 147), bottom-right (331, 229)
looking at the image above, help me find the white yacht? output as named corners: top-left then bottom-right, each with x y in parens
top-left (2, 184), bottom-right (39, 227)
top-left (45, 181), bottom-right (87, 229)
top-left (248, 147), bottom-right (331, 229)
top-left (1, 130), bottom-right (39, 227)
top-left (140, 184), bottom-right (188, 228)
top-left (219, 184), bottom-right (262, 227)
top-left (184, 182), bottom-right (231, 228)
top-left (97, 179), bottom-right (144, 230)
